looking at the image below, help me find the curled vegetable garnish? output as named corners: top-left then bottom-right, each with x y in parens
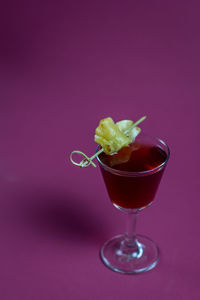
top-left (70, 116), bottom-right (146, 168)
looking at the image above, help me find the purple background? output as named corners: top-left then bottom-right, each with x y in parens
top-left (0, 1), bottom-right (200, 299)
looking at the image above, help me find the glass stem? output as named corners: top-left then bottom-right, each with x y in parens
top-left (120, 210), bottom-right (143, 258)
top-left (125, 210), bottom-right (138, 247)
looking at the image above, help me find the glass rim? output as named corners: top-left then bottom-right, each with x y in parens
top-left (96, 134), bottom-right (170, 177)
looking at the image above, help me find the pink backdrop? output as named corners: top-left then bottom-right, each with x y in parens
top-left (0, 1), bottom-right (199, 299)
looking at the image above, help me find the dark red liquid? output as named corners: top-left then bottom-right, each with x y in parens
top-left (98, 141), bottom-right (167, 209)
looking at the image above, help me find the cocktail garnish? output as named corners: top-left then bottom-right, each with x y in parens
top-left (70, 116), bottom-right (146, 168)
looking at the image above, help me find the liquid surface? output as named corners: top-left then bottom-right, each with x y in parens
top-left (99, 141), bottom-right (167, 172)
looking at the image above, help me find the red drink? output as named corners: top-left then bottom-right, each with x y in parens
top-left (98, 140), bottom-right (168, 209)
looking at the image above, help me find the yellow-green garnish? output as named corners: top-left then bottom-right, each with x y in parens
top-left (70, 116), bottom-right (146, 168)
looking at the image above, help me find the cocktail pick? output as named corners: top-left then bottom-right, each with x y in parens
top-left (70, 116), bottom-right (146, 168)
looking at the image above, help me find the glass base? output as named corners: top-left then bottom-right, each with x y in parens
top-left (100, 234), bottom-right (160, 274)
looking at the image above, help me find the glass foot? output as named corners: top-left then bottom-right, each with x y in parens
top-left (100, 234), bottom-right (160, 274)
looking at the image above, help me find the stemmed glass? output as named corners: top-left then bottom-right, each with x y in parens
top-left (96, 134), bottom-right (170, 274)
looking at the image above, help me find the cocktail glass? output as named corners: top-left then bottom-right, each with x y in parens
top-left (97, 134), bottom-right (170, 274)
